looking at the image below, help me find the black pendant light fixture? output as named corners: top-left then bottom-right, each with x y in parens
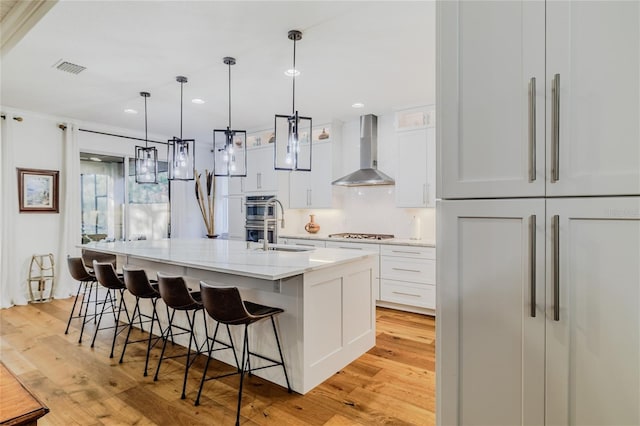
top-left (213, 57), bottom-right (247, 177)
top-left (274, 29), bottom-right (312, 171)
top-left (134, 91), bottom-right (158, 183)
top-left (168, 75), bottom-right (195, 181)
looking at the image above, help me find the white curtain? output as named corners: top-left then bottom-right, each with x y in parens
top-left (0, 115), bottom-right (25, 307)
top-left (54, 123), bottom-right (81, 299)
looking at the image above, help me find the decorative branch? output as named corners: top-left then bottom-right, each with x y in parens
top-left (195, 170), bottom-right (215, 236)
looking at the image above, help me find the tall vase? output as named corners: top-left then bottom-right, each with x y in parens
top-left (304, 214), bottom-right (320, 234)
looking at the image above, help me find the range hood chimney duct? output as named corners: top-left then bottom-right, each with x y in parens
top-left (332, 114), bottom-right (395, 186)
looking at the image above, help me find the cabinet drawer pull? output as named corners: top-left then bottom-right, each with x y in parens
top-left (423, 183), bottom-right (427, 205)
top-left (390, 250), bottom-right (422, 255)
top-left (392, 291), bottom-right (421, 298)
top-left (528, 77), bottom-right (536, 182)
top-left (392, 267), bottom-right (421, 273)
top-left (337, 246), bottom-right (362, 250)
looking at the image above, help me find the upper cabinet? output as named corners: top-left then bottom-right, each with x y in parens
top-left (244, 145), bottom-right (278, 193)
top-left (396, 124), bottom-right (436, 208)
top-left (438, 1), bottom-right (639, 199)
top-left (289, 141), bottom-right (333, 209)
top-left (289, 123), bottom-right (341, 209)
top-left (545, 2), bottom-right (640, 196)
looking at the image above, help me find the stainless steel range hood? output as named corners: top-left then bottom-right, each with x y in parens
top-left (332, 114), bottom-right (395, 186)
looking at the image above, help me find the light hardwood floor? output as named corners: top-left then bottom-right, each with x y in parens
top-left (0, 297), bottom-right (435, 425)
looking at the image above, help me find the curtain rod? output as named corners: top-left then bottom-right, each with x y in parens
top-left (78, 128), bottom-right (169, 145)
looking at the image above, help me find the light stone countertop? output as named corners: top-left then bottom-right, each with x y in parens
top-left (81, 238), bottom-right (377, 281)
top-left (280, 234), bottom-right (436, 248)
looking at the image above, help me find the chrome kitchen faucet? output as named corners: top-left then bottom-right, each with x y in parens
top-left (262, 197), bottom-right (285, 251)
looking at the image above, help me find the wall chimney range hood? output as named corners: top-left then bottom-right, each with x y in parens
top-left (332, 114), bottom-right (395, 186)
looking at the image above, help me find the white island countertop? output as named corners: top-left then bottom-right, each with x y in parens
top-left (81, 238), bottom-right (376, 281)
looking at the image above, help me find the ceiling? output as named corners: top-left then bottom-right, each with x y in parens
top-left (1, 1), bottom-right (435, 146)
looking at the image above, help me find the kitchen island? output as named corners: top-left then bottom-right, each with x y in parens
top-left (80, 239), bottom-right (378, 394)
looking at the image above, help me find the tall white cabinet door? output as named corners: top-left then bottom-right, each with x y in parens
top-left (546, 197), bottom-right (640, 426)
top-left (226, 195), bottom-right (245, 240)
top-left (437, 0), bottom-right (545, 199)
top-left (437, 199), bottom-right (545, 426)
top-left (396, 129), bottom-right (433, 208)
top-left (546, 2), bottom-right (640, 197)
top-left (289, 142), bottom-right (332, 209)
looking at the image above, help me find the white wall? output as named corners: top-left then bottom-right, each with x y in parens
top-left (1, 110), bottom-right (65, 306)
top-left (280, 112), bottom-right (436, 241)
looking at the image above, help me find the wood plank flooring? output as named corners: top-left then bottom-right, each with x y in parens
top-left (0, 297), bottom-right (435, 425)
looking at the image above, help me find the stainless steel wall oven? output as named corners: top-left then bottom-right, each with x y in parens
top-left (245, 195), bottom-right (277, 243)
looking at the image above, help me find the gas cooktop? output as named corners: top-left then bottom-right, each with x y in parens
top-left (328, 233), bottom-right (394, 240)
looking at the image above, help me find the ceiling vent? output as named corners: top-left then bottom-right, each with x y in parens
top-left (54, 60), bottom-right (86, 74)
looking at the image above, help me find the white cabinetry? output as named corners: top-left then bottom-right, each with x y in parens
top-left (438, 3), bottom-right (640, 425)
top-left (438, 197), bottom-right (640, 425)
top-left (379, 246), bottom-right (436, 310)
top-left (438, 0), bottom-right (639, 199)
top-left (438, 199), bottom-right (546, 425)
top-left (226, 195), bottom-right (245, 240)
top-left (244, 145), bottom-right (277, 193)
top-left (545, 198), bottom-right (640, 426)
top-left (396, 127), bottom-right (435, 208)
top-left (289, 141), bottom-right (333, 209)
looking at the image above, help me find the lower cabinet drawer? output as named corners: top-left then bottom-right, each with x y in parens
top-left (380, 280), bottom-right (435, 309)
top-left (380, 256), bottom-right (435, 284)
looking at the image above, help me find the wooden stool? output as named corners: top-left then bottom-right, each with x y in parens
top-left (28, 254), bottom-right (55, 303)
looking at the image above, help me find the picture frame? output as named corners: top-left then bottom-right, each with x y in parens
top-left (17, 168), bottom-right (59, 213)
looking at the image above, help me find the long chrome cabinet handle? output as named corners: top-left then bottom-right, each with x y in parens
top-left (423, 184), bottom-right (427, 205)
top-left (530, 214), bottom-right (536, 317)
top-left (551, 74), bottom-right (560, 182)
top-left (553, 214), bottom-right (560, 321)
top-left (391, 267), bottom-right (422, 273)
top-left (529, 77), bottom-right (536, 182)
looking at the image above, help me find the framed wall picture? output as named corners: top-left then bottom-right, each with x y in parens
top-left (17, 168), bottom-right (60, 213)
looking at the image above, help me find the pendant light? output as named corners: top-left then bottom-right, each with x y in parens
top-left (274, 29), bottom-right (312, 171)
top-left (168, 75), bottom-right (195, 181)
top-left (213, 57), bottom-right (247, 177)
top-left (134, 91), bottom-right (158, 183)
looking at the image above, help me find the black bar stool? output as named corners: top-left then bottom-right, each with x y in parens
top-left (154, 272), bottom-right (209, 400)
top-left (65, 256), bottom-right (98, 343)
top-left (91, 261), bottom-right (131, 358)
top-left (119, 266), bottom-right (170, 376)
top-left (195, 283), bottom-right (291, 426)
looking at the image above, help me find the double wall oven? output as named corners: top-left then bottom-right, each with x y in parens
top-left (245, 195), bottom-right (277, 243)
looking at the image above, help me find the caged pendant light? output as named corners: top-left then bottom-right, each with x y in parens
top-left (213, 57), bottom-right (247, 177)
top-left (168, 76), bottom-right (195, 180)
top-left (274, 29), bottom-right (312, 171)
top-left (134, 91), bottom-right (158, 184)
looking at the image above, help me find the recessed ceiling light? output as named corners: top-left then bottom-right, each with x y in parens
top-left (284, 69), bottom-right (300, 77)
top-left (352, 102), bottom-right (365, 108)
top-left (89, 157), bottom-right (102, 162)
top-left (192, 98), bottom-right (205, 104)
top-left (124, 108), bottom-right (138, 114)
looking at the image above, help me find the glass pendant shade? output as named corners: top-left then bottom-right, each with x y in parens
top-left (274, 29), bottom-right (312, 171)
top-left (168, 75), bottom-right (195, 181)
top-left (214, 128), bottom-right (246, 177)
top-left (274, 112), bottom-right (312, 171)
top-left (213, 57), bottom-right (247, 177)
top-left (168, 137), bottom-right (195, 180)
top-left (134, 91), bottom-right (158, 184)
top-left (135, 145), bottom-right (158, 183)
